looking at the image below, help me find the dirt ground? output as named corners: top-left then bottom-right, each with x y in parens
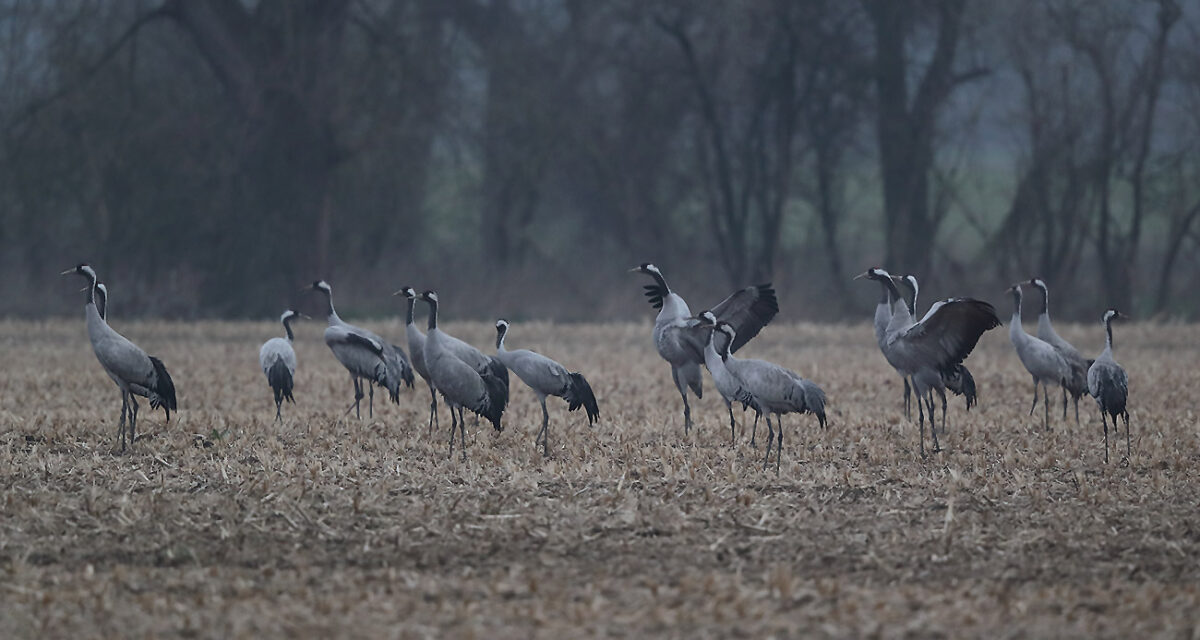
top-left (1, 316), bottom-right (1198, 638)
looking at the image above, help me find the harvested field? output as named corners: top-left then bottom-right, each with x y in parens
top-left (1, 318), bottom-right (1199, 638)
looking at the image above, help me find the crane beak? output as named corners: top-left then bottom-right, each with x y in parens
top-left (852, 271), bottom-right (869, 280)
top-left (297, 313), bottom-right (312, 320)
top-left (60, 268), bottom-right (75, 276)
top-left (628, 266), bottom-right (642, 273)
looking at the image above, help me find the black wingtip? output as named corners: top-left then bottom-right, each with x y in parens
top-left (643, 284), bottom-right (666, 310)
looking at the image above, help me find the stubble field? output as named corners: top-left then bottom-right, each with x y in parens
top-left (1, 317), bottom-right (1199, 638)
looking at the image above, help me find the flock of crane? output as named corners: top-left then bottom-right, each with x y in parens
top-left (60, 261), bottom-right (1131, 469)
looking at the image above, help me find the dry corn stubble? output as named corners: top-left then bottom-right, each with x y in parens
top-left (1, 318), bottom-right (1199, 638)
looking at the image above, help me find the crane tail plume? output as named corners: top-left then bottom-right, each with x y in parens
top-left (147, 356), bottom-right (177, 420)
top-left (266, 358), bottom-right (295, 406)
top-left (944, 364), bottom-right (978, 411)
top-left (565, 372), bottom-right (600, 425)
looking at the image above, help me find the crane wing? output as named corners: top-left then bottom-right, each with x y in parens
top-left (710, 284), bottom-right (779, 353)
top-left (327, 326), bottom-right (384, 356)
top-left (901, 298), bottom-right (1000, 370)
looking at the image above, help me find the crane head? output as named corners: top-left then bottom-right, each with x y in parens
top-left (630, 263), bottom-right (661, 276)
top-left (1029, 278), bottom-right (1047, 291)
top-left (419, 290), bottom-right (438, 304)
top-left (697, 310), bottom-right (717, 327)
top-left (853, 267), bottom-right (889, 281)
top-left (715, 322), bottom-right (737, 359)
top-left (61, 263), bottom-right (97, 283)
top-left (391, 286), bottom-right (417, 299)
top-left (1103, 309), bottom-right (1123, 324)
top-left (280, 309), bottom-right (307, 323)
top-left (495, 318), bottom-right (510, 332)
top-left (309, 280), bottom-right (332, 294)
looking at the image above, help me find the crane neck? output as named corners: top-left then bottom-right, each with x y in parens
top-left (1104, 315), bottom-right (1114, 351)
top-left (1010, 288), bottom-right (1023, 318)
top-left (495, 326), bottom-right (508, 352)
top-left (881, 277), bottom-right (905, 316)
top-left (651, 270), bottom-right (670, 294)
top-left (1034, 285), bottom-right (1048, 317)
top-left (95, 286), bottom-right (107, 320)
top-left (405, 297), bottom-right (416, 326)
top-left (320, 288), bottom-right (339, 322)
top-left (282, 315), bottom-right (295, 342)
top-left (425, 299), bottom-right (438, 331)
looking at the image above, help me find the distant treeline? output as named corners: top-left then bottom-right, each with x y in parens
top-left (3, 0), bottom-right (1199, 320)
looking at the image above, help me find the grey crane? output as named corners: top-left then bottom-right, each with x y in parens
top-left (1007, 283), bottom-right (1069, 431)
top-left (1029, 278), bottom-right (1092, 424)
top-left (494, 319), bottom-right (600, 457)
top-left (394, 286), bottom-right (439, 434)
top-left (259, 310), bottom-right (303, 422)
top-left (631, 263), bottom-right (778, 435)
top-left (62, 264), bottom-right (177, 451)
top-left (711, 321), bottom-right (826, 474)
top-left (1088, 309), bottom-right (1130, 463)
top-left (698, 312), bottom-right (756, 445)
top-left (308, 280), bottom-right (413, 419)
top-left (863, 272), bottom-right (913, 419)
top-left (896, 275), bottom-right (981, 421)
top-left (856, 268), bottom-right (999, 456)
top-left (418, 290), bottom-right (508, 460)
top-left (417, 291), bottom-right (510, 395)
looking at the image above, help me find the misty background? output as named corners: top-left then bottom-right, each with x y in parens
top-left (3, 0), bottom-right (1199, 321)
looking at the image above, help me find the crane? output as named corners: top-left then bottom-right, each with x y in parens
top-left (61, 264), bottom-right (177, 451)
top-left (418, 290), bottom-right (508, 460)
top-left (493, 319), bottom-right (599, 457)
top-left (1028, 278), bottom-right (1092, 424)
top-left (394, 286), bottom-right (439, 434)
top-left (711, 321), bottom-right (826, 474)
top-left (862, 271), bottom-right (912, 419)
top-left (259, 310), bottom-right (304, 422)
top-left (856, 268), bottom-right (999, 456)
top-left (631, 263), bottom-right (778, 435)
top-left (1088, 309), bottom-right (1130, 463)
top-left (896, 274), bottom-right (981, 424)
top-left (699, 312), bottom-right (755, 445)
top-left (1006, 283), bottom-right (1069, 432)
top-left (308, 280), bottom-right (412, 419)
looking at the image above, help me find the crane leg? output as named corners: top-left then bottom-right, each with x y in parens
top-left (903, 377), bottom-right (912, 420)
top-left (1101, 411), bottom-right (1109, 464)
top-left (672, 368), bottom-right (691, 435)
top-left (1032, 377), bottom-right (1041, 417)
top-left (427, 384), bottom-right (438, 436)
top-left (727, 402), bottom-right (737, 446)
top-left (538, 398), bottom-right (550, 457)
top-left (1061, 386), bottom-right (1068, 420)
top-left (118, 391), bottom-right (129, 452)
top-left (927, 391), bottom-right (940, 453)
top-left (938, 388), bottom-right (948, 435)
top-left (750, 412), bottom-right (760, 448)
top-left (128, 391), bottom-right (138, 446)
top-left (447, 403), bottom-right (459, 459)
top-left (1043, 384), bottom-right (1051, 431)
top-left (368, 385), bottom-right (375, 419)
top-left (775, 415), bottom-right (783, 475)
top-left (345, 376), bottom-right (364, 418)
top-left (762, 415), bottom-right (774, 471)
top-left (916, 389), bottom-right (926, 458)
top-left (1073, 395), bottom-right (1080, 426)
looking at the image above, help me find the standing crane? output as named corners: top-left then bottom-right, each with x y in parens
top-left (855, 268), bottom-right (999, 456)
top-left (259, 310), bottom-right (304, 422)
top-left (62, 264), bottom-right (177, 451)
top-left (699, 313), bottom-right (755, 445)
top-left (493, 319), bottom-right (599, 457)
top-left (418, 290), bottom-right (507, 460)
top-left (394, 286), bottom-right (439, 434)
top-left (1088, 309), bottom-right (1130, 463)
top-left (711, 321), bottom-right (826, 474)
top-left (861, 271), bottom-right (912, 418)
top-left (308, 280), bottom-right (412, 419)
top-left (1006, 283), bottom-right (1069, 432)
top-left (631, 263), bottom-right (778, 435)
top-left (896, 274), bottom-right (981, 421)
top-left (1029, 278), bottom-right (1091, 424)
